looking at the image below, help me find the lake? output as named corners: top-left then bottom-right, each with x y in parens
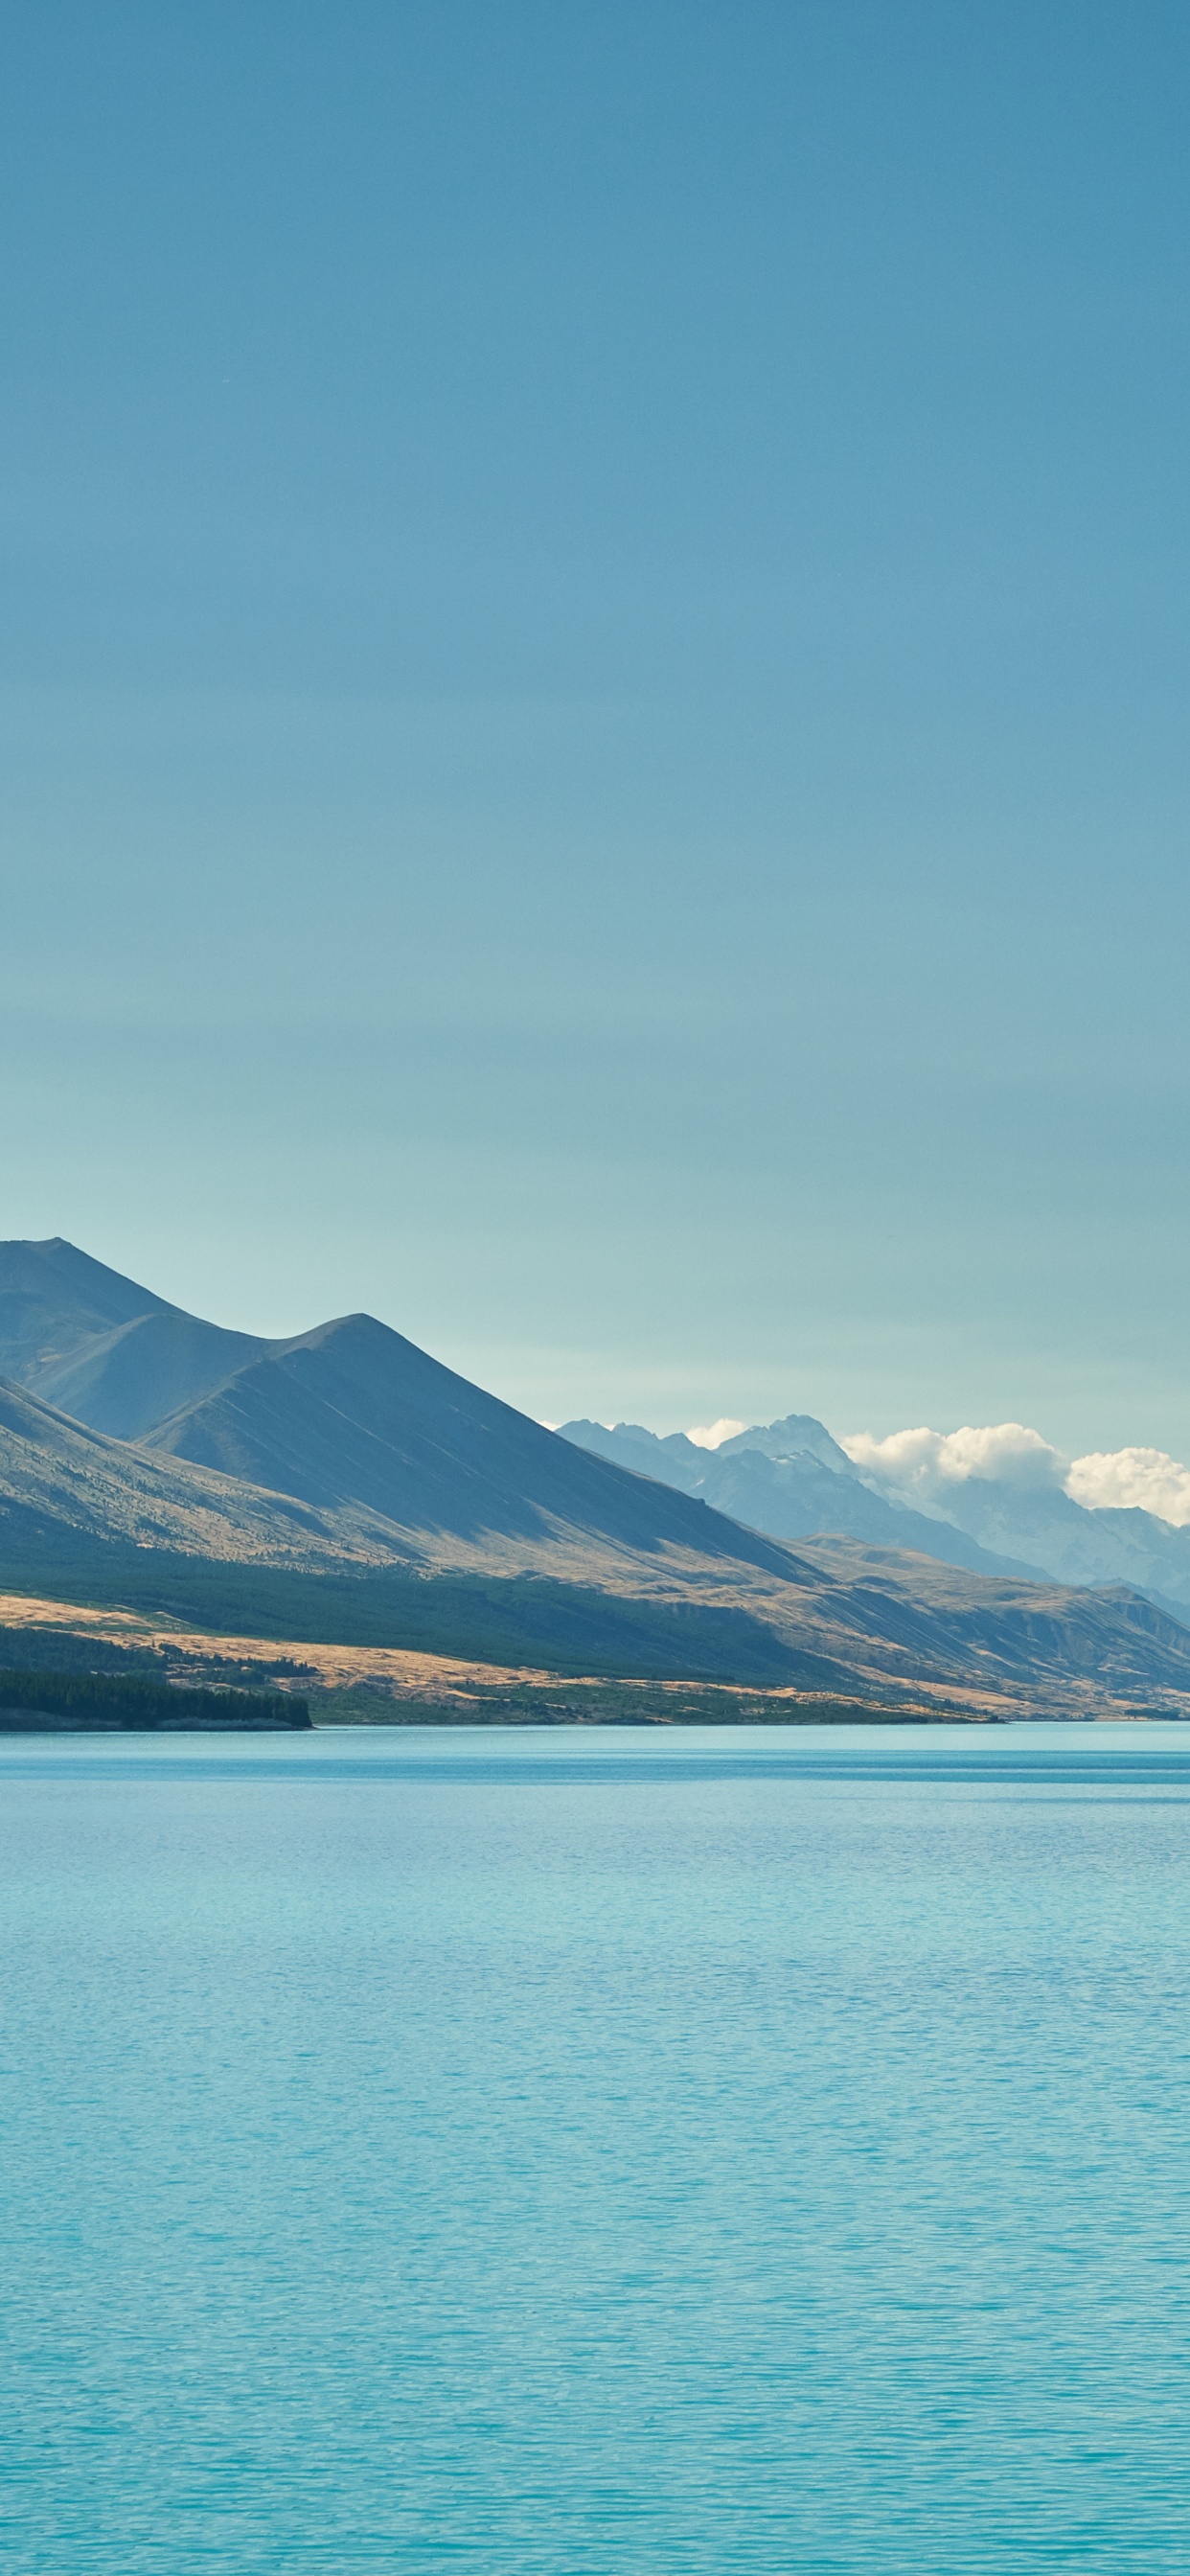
top-left (1, 1722), bottom-right (1188, 2573)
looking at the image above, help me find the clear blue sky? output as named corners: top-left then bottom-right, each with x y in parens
top-left (4, 3), bottom-right (1189, 1450)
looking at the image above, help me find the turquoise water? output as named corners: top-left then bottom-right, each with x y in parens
top-left (2, 1722), bottom-right (1189, 2574)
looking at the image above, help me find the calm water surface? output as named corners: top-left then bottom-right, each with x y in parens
top-left (1, 1722), bottom-right (1188, 2574)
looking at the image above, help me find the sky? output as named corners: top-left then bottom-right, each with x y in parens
top-left (4, 2), bottom-right (1190, 1453)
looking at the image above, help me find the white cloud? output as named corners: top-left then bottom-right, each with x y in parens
top-left (687, 1417), bottom-right (746, 1450)
top-left (841, 1421), bottom-right (1190, 1530)
top-left (841, 1421), bottom-right (1064, 1505)
top-left (1065, 1447), bottom-right (1190, 1527)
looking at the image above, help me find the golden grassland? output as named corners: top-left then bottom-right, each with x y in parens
top-left (0, 1589), bottom-right (1009, 1725)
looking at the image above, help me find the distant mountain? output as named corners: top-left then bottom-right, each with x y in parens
top-left (719, 1414), bottom-right (859, 1473)
top-left (559, 1418), bottom-right (1041, 1580)
top-left (561, 1412), bottom-right (1190, 1619)
top-left (869, 1471), bottom-right (1190, 1619)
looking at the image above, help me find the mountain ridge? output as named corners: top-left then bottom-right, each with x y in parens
top-left (560, 1418), bottom-right (1045, 1582)
top-left (560, 1413), bottom-right (1190, 1614)
top-left (0, 1237), bottom-right (266, 1435)
top-left (4, 1239), bottom-right (1190, 1719)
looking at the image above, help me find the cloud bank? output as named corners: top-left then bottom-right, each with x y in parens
top-left (843, 1423), bottom-right (1063, 1497)
top-left (687, 1417), bottom-right (746, 1450)
top-left (1064, 1447), bottom-right (1190, 1525)
top-left (841, 1424), bottom-right (1190, 1529)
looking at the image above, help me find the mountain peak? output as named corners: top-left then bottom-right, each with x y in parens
top-left (717, 1414), bottom-right (858, 1475)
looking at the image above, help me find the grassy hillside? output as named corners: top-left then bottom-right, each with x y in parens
top-left (0, 1525), bottom-right (838, 1685)
top-left (6, 1517), bottom-right (1190, 1717)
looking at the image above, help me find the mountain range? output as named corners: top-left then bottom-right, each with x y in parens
top-left (560, 1416), bottom-right (1039, 1579)
top-left (4, 1236), bottom-right (1190, 1719)
top-left (560, 1414), bottom-right (1190, 1617)
top-left (0, 1240), bottom-right (795, 1578)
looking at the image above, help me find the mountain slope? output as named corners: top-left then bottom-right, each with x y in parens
top-left (880, 1472), bottom-right (1190, 1616)
top-left (6, 1393), bottom-right (1190, 1714)
top-left (0, 1375), bottom-right (391, 1565)
top-left (0, 1247), bottom-right (810, 1581)
top-left (141, 1314), bottom-right (801, 1573)
top-left (0, 1237), bottom-right (264, 1436)
top-left (34, 1310), bottom-right (265, 1439)
top-left (786, 1536), bottom-right (1190, 1713)
top-left (560, 1418), bottom-right (1041, 1579)
top-left (5, 1240), bottom-right (1190, 1716)
top-left (0, 1238), bottom-right (174, 1374)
